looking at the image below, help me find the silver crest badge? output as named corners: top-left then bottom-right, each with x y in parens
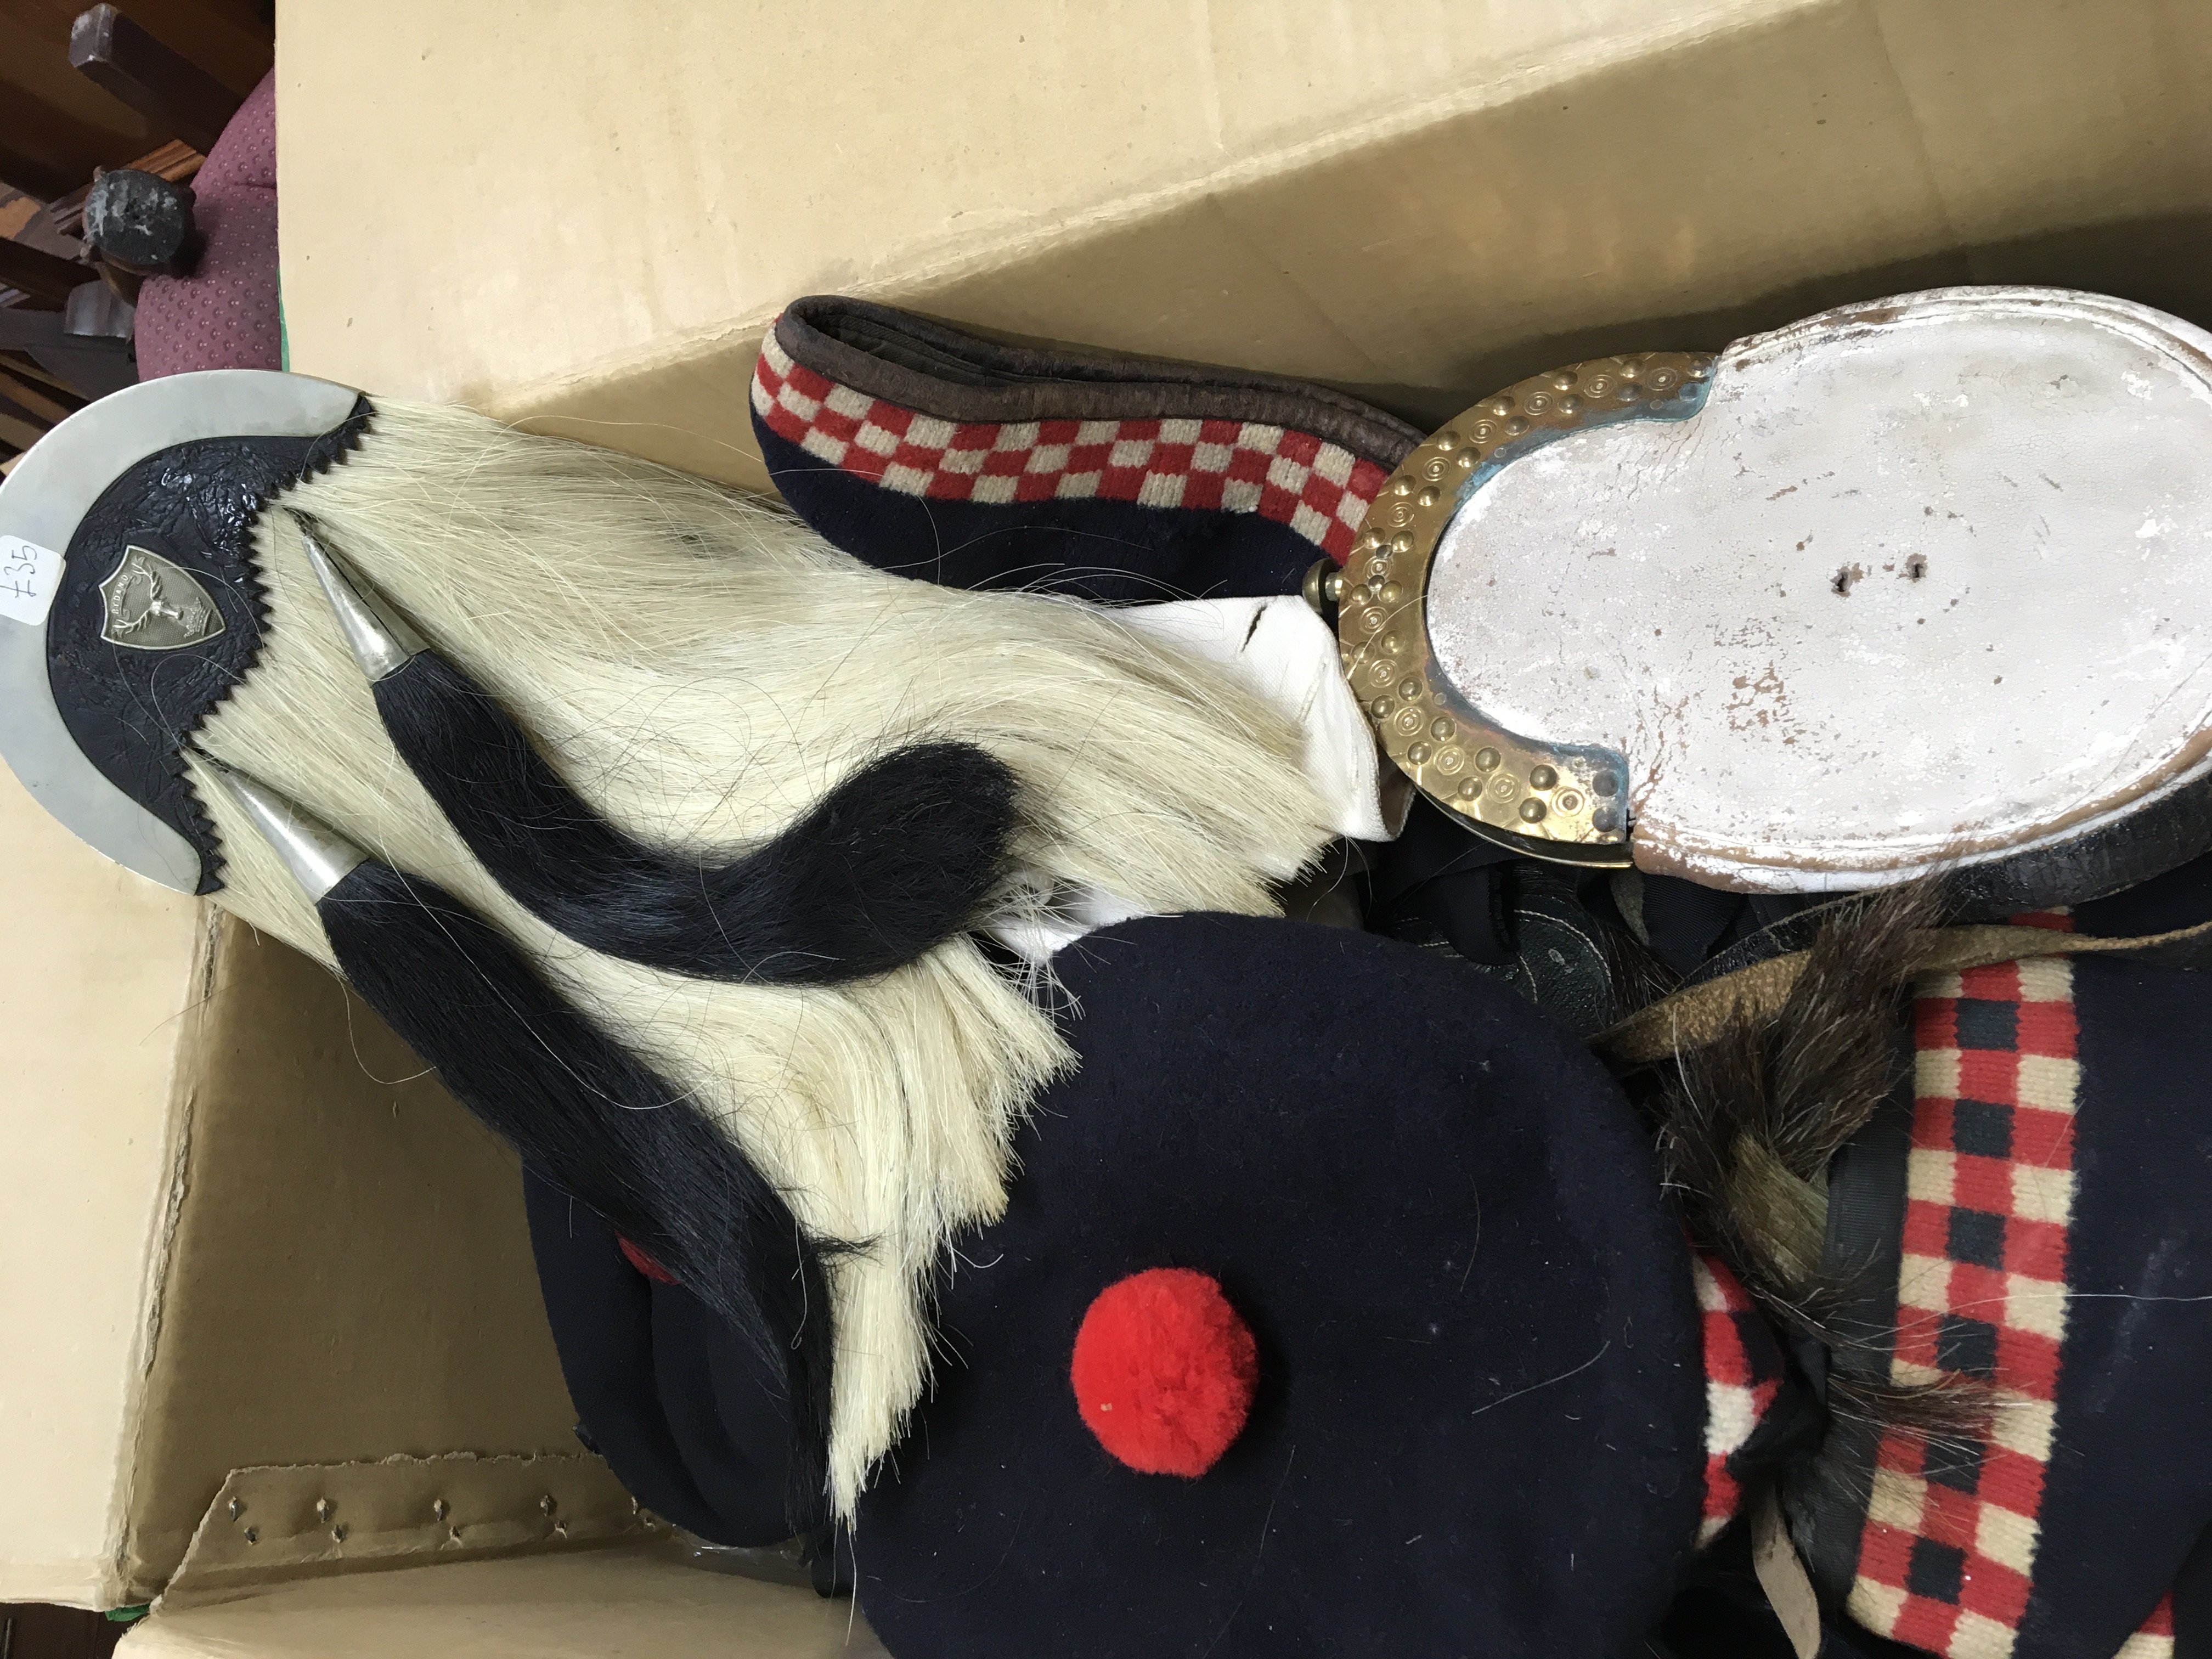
top-left (98, 545), bottom-right (226, 650)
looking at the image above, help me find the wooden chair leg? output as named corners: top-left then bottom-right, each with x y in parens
top-left (0, 139), bottom-right (80, 205)
top-left (0, 313), bottom-right (137, 402)
top-left (69, 5), bottom-right (243, 157)
top-left (0, 239), bottom-right (89, 309)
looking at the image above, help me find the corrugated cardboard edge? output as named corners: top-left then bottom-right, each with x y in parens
top-left (107, 912), bottom-right (584, 1601)
top-left (407, 1), bottom-right (1837, 491)
top-left (156, 1452), bottom-right (665, 1611)
top-left (121, 1541), bottom-right (885, 1659)
top-left (93, 905), bottom-right (224, 1609)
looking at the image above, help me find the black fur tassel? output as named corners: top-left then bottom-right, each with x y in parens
top-left (318, 859), bottom-right (843, 1531)
top-left (1651, 881), bottom-right (1991, 1463)
top-left (373, 650), bottom-right (1018, 984)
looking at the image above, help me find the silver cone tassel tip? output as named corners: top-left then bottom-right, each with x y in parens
top-left (193, 754), bottom-right (366, 901)
top-left (296, 516), bottom-right (427, 681)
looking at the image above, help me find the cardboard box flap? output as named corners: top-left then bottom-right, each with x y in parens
top-left (162, 1454), bottom-right (663, 1610)
top-left (115, 916), bottom-right (583, 1603)
top-left (121, 1545), bottom-right (888, 1659)
top-left (0, 765), bottom-right (205, 1608)
top-left (282, 0), bottom-right (2212, 496)
top-left (0, 775), bottom-right (584, 1610)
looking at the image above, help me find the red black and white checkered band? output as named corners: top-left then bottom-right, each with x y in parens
top-left (1841, 919), bottom-right (2168, 1658)
top-left (1846, 944), bottom-right (2079, 1656)
top-left (1696, 1251), bottom-right (1787, 1545)
top-left (752, 330), bottom-right (1392, 565)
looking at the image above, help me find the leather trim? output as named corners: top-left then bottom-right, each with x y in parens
top-left (776, 296), bottom-right (1424, 468)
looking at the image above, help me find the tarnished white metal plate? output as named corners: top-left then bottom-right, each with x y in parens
top-left (1420, 287), bottom-right (2212, 892)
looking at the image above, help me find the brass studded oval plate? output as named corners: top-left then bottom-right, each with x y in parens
top-left (1344, 287), bottom-right (2212, 902)
top-left (1341, 349), bottom-right (1713, 868)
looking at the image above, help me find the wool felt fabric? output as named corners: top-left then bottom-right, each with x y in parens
top-left (1779, 852), bottom-right (2212, 1658)
top-left (2005, 949), bottom-right (2212, 1656)
top-left (517, 879), bottom-right (2212, 1653)
top-left (523, 1168), bottom-right (795, 1549)
top-left (853, 912), bottom-right (1703, 1658)
top-left (307, 847), bottom-right (843, 1534)
top-left (751, 297), bottom-right (1421, 602)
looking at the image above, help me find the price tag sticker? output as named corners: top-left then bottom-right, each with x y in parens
top-left (0, 534), bottom-right (63, 627)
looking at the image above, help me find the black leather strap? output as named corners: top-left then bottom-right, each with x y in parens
top-left (1792, 1022), bottom-right (1915, 1611)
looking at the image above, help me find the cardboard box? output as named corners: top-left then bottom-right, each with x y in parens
top-left (278, 0), bottom-right (2212, 495)
top-left (1, 0), bottom-right (2205, 1651)
top-left (0, 747), bottom-right (597, 1611)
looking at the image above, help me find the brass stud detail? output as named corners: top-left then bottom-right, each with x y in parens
top-left (1619, 360), bottom-right (1641, 380)
top-left (1519, 798), bottom-right (1548, 823)
top-left (1393, 479), bottom-right (1413, 496)
top-left (1397, 677), bottom-right (1421, 700)
top-left (1557, 394), bottom-right (1579, 413)
top-left (1593, 806), bottom-right (1621, 832)
top-left (1505, 417), bottom-right (1530, 436)
top-left (1436, 431), bottom-right (1460, 451)
top-left (1550, 370), bottom-right (1577, 391)
top-left (1381, 633), bottom-right (1404, 654)
top-left (1371, 697), bottom-right (1393, 718)
top-left (1593, 771), bottom-right (1620, 798)
top-left (1407, 741), bottom-right (1432, 765)
top-left (1488, 396), bottom-right (1514, 417)
top-left (1378, 582), bottom-right (1403, 603)
top-left (1391, 533), bottom-right (1414, 555)
top-left (1430, 717), bottom-right (1454, 740)
top-left (1475, 747), bottom-right (1502, 771)
top-left (1458, 778), bottom-right (1481, 799)
top-left (1415, 486), bottom-right (1440, 507)
top-left (1529, 765), bottom-right (1559, 790)
top-left (1457, 450), bottom-right (1477, 470)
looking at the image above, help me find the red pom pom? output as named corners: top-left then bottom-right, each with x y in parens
top-left (1070, 1268), bottom-right (1258, 1477)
